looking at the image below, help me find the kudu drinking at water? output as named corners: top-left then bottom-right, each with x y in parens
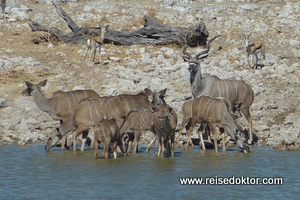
top-left (182, 36), bottom-right (254, 144)
top-left (120, 104), bottom-right (177, 157)
top-left (178, 95), bottom-right (250, 153)
top-left (22, 79), bottom-right (100, 149)
top-left (45, 88), bottom-right (167, 151)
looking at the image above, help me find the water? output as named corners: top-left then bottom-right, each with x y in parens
top-left (0, 144), bottom-right (299, 200)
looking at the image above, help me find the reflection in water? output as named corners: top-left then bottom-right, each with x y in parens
top-left (0, 144), bottom-right (299, 199)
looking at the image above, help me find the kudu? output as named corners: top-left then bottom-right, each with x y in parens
top-left (21, 79), bottom-right (100, 149)
top-left (178, 95), bottom-right (250, 153)
top-left (182, 36), bottom-right (254, 144)
top-left (45, 88), bottom-right (166, 151)
top-left (120, 104), bottom-right (177, 156)
top-left (92, 119), bottom-right (126, 159)
top-left (153, 104), bottom-right (177, 157)
top-left (242, 32), bottom-right (265, 69)
top-left (84, 25), bottom-right (109, 63)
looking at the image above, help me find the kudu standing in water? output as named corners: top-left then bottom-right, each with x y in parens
top-left (45, 88), bottom-right (166, 151)
top-left (120, 103), bottom-right (177, 156)
top-left (178, 95), bottom-right (250, 153)
top-left (182, 36), bottom-right (254, 144)
top-left (22, 79), bottom-right (100, 149)
top-left (92, 119), bottom-right (125, 159)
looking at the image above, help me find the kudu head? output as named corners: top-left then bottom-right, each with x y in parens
top-left (233, 128), bottom-right (251, 153)
top-left (150, 104), bottom-right (174, 128)
top-left (45, 128), bottom-right (63, 151)
top-left (22, 79), bottom-right (47, 96)
top-left (144, 88), bottom-right (167, 106)
top-left (182, 35), bottom-right (221, 82)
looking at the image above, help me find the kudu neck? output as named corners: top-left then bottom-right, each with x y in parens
top-left (190, 64), bottom-right (202, 85)
top-left (32, 86), bottom-right (53, 113)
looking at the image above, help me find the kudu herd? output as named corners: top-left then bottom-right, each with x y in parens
top-left (23, 32), bottom-right (257, 159)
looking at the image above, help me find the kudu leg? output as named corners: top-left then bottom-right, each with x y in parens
top-left (146, 136), bottom-right (157, 152)
top-left (222, 132), bottom-right (226, 152)
top-left (209, 124), bottom-right (219, 153)
top-left (71, 126), bottom-right (88, 151)
top-left (241, 108), bottom-right (253, 145)
top-left (159, 136), bottom-right (166, 158)
top-left (132, 131), bottom-right (142, 154)
top-left (185, 119), bottom-right (196, 150)
top-left (94, 141), bottom-right (99, 159)
top-left (81, 130), bottom-right (89, 151)
top-left (170, 135), bottom-right (175, 157)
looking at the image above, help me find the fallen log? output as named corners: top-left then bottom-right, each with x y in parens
top-left (28, 1), bottom-right (209, 47)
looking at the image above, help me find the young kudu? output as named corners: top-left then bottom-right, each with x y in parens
top-left (45, 88), bottom-right (166, 151)
top-left (178, 96), bottom-right (250, 153)
top-left (242, 32), bottom-right (265, 69)
top-left (22, 79), bottom-right (100, 149)
top-left (120, 103), bottom-right (177, 156)
top-left (84, 25), bottom-right (109, 64)
top-left (92, 119), bottom-right (125, 159)
top-left (182, 36), bottom-right (254, 145)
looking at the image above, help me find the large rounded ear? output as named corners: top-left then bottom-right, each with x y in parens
top-left (149, 106), bottom-right (159, 114)
top-left (25, 81), bottom-right (33, 88)
top-left (144, 88), bottom-right (153, 96)
top-left (38, 79), bottom-right (47, 87)
top-left (159, 88), bottom-right (167, 96)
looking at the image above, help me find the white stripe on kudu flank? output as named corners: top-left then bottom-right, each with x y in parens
top-left (233, 81), bottom-right (238, 100)
top-left (70, 92), bottom-right (76, 105)
top-left (217, 81), bottom-right (221, 97)
top-left (114, 98), bottom-right (122, 116)
top-left (140, 109), bottom-right (148, 126)
top-left (205, 98), bottom-right (214, 117)
top-left (225, 81), bottom-right (229, 98)
top-left (201, 97), bottom-right (211, 116)
top-left (83, 90), bottom-right (87, 99)
top-left (92, 100), bottom-right (100, 118)
top-left (122, 95), bottom-right (130, 112)
top-left (87, 101), bottom-right (94, 121)
top-left (65, 93), bottom-right (72, 113)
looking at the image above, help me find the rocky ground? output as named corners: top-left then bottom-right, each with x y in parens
top-left (0, 0), bottom-right (299, 151)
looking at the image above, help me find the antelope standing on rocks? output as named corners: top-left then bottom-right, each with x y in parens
top-left (182, 36), bottom-right (254, 145)
top-left (84, 25), bottom-right (109, 64)
top-left (45, 89), bottom-right (166, 151)
top-left (178, 95), bottom-right (250, 153)
top-left (242, 32), bottom-right (265, 69)
top-left (21, 79), bottom-right (100, 149)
